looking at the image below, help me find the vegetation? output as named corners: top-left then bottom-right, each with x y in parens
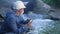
top-left (42, 0), bottom-right (60, 8)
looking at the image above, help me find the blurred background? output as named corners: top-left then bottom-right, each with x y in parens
top-left (0, 0), bottom-right (60, 34)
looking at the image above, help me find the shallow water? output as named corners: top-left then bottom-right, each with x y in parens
top-left (26, 14), bottom-right (60, 34)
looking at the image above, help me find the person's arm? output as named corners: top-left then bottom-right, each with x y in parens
top-left (22, 15), bottom-right (32, 29)
top-left (19, 14), bottom-right (32, 34)
top-left (6, 14), bottom-right (19, 34)
top-left (20, 14), bottom-right (31, 24)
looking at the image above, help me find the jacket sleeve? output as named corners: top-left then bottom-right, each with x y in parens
top-left (5, 14), bottom-right (19, 33)
top-left (20, 14), bottom-right (29, 24)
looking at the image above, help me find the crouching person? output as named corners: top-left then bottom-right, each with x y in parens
top-left (0, 1), bottom-right (32, 34)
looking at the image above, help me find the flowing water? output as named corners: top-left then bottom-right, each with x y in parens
top-left (26, 14), bottom-right (60, 34)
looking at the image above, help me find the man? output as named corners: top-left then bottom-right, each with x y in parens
top-left (0, 1), bottom-right (31, 34)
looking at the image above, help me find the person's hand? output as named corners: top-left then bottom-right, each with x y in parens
top-left (26, 19), bottom-right (31, 22)
top-left (26, 19), bottom-right (32, 29)
top-left (27, 21), bottom-right (32, 29)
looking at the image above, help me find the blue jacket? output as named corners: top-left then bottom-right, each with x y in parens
top-left (1, 10), bottom-right (28, 34)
